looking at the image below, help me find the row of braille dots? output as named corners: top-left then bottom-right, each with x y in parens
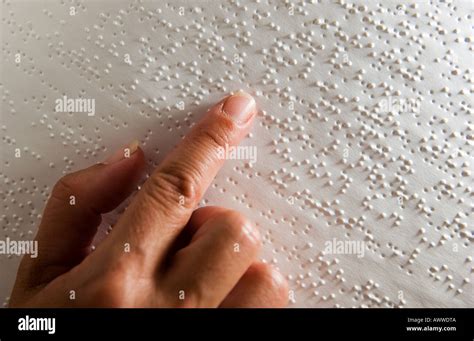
top-left (420, 139), bottom-right (472, 179)
top-left (415, 222), bottom-right (465, 249)
top-left (292, 190), bottom-right (349, 220)
top-left (313, 6), bottom-right (418, 60)
top-left (162, 14), bottom-right (255, 69)
top-left (268, 168), bottom-right (298, 191)
top-left (272, 140), bottom-right (352, 182)
top-left (260, 109), bottom-right (310, 134)
top-left (33, 113), bottom-right (107, 166)
top-left (414, 180), bottom-right (471, 218)
top-left (260, 121), bottom-right (344, 186)
top-left (34, 117), bottom-right (108, 163)
top-left (293, 189), bottom-right (368, 231)
top-left (289, 257), bottom-right (399, 307)
top-left (432, 178), bottom-right (471, 203)
top-left (351, 279), bottom-right (404, 308)
top-left (267, 235), bottom-right (314, 264)
top-left (1, 175), bottom-right (42, 234)
top-left (399, 246), bottom-right (421, 276)
top-left (374, 190), bottom-right (440, 226)
top-left (265, 237), bottom-right (317, 275)
top-left (12, 48), bottom-right (46, 82)
top-left (428, 261), bottom-right (471, 296)
top-left (298, 273), bottom-right (341, 305)
top-left (257, 208), bottom-right (294, 228)
top-left (8, 39), bottom-right (63, 100)
top-left (50, 42), bottom-right (101, 80)
top-left (435, 218), bottom-right (470, 249)
top-left (3, 9), bottom-right (40, 43)
top-left (286, 255), bottom-right (337, 304)
top-left (232, 161), bottom-right (263, 180)
top-left (82, 17), bottom-right (167, 81)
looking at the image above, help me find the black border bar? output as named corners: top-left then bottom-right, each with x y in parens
top-left (0, 308), bottom-right (472, 339)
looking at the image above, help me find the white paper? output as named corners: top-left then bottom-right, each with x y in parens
top-left (1, 0), bottom-right (472, 307)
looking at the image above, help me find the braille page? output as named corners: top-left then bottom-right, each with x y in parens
top-left (1, 0), bottom-right (473, 308)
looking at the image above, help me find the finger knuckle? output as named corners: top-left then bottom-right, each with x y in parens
top-left (166, 280), bottom-right (211, 308)
top-left (217, 211), bottom-right (261, 248)
top-left (251, 263), bottom-right (289, 304)
top-left (144, 166), bottom-right (200, 211)
top-left (51, 174), bottom-right (77, 201)
top-left (198, 122), bottom-right (233, 153)
top-left (252, 263), bottom-right (281, 287)
top-left (81, 274), bottom-right (127, 307)
top-left (176, 287), bottom-right (206, 308)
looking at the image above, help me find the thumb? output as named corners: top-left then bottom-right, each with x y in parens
top-left (17, 141), bottom-right (145, 288)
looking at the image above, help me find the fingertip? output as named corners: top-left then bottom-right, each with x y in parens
top-left (250, 263), bottom-right (288, 293)
top-left (103, 140), bottom-right (143, 165)
top-left (252, 263), bottom-right (289, 307)
top-left (131, 145), bottom-right (146, 169)
top-left (102, 142), bottom-right (146, 173)
top-left (269, 266), bottom-right (289, 305)
top-left (220, 90), bottom-right (258, 126)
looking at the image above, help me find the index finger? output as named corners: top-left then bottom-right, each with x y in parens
top-left (106, 91), bottom-right (257, 267)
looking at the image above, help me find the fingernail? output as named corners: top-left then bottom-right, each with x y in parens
top-left (270, 267), bottom-right (286, 288)
top-left (103, 140), bottom-right (139, 164)
top-left (222, 90), bottom-right (257, 125)
top-left (242, 223), bottom-right (261, 244)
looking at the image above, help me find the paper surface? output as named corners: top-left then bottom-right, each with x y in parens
top-left (1, 0), bottom-right (473, 307)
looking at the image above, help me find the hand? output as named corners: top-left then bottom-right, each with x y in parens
top-left (9, 91), bottom-right (288, 308)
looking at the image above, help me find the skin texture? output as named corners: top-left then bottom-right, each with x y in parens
top-left (9, 92), bottom-right (289, 308)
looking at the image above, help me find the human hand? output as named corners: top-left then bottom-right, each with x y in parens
top-left (9, 92), bottom-right (288, 308)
